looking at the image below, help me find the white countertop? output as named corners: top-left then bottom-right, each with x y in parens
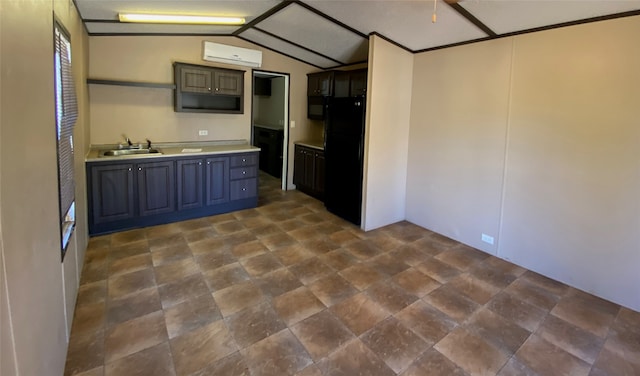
top-left (294, 140), bottom-right (324, 150)
top-left (86, 140), bottom-right (260, 162)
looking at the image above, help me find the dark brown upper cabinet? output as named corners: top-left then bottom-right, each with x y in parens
top-left (307, 71), bottom-right (334, 96)
top-left (334, 69), bottom-right (367, 98)
top-left (174, 62), bottom-right (244, 114)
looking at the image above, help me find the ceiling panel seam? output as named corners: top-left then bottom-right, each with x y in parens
top-left (295, 0), bottom-right (369, 39)
top-left (250, 26), bottom-right (345, 65)
top-left (233, 0), bottom-right (294, 36)
top-left (368, 32), bottom-right (413, 54)
top-left (235, 35), bottom-right (323, 70)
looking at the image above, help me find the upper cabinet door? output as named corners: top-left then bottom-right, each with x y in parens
top-left (350, 69), bottom-right (367, 97)
top-left (307, 72), bottom-right (333, 96)
top-left (180, 68), bottom-right (212, 93)
top-left (214, 71), bottom-right (243, 96)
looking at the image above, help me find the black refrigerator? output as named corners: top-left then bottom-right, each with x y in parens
top-left (324, 96), bottom-right (366, 226)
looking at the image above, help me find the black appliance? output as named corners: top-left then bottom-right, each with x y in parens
top-left (308, 95), bottom-right (328, 120)
top-left (324, 96), bottom-right (366, 225)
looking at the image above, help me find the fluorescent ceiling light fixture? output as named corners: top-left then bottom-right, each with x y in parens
top-left (118, 13), bottom-right (245, 25)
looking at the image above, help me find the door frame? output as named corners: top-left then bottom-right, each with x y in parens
top-left (251, 70), bottom-right (290, 191)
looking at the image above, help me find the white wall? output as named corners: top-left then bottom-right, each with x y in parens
top-left (362, 35), bottom-right (413, 231)
top-left (255, 76), bottom-right (286, 128)
top-left (408, 16), bottom-right (640, 311)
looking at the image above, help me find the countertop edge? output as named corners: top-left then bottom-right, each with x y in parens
top-left (86, 141), bottom-right (260, 162)
top-left (294, 140), bottom-right (324, 150)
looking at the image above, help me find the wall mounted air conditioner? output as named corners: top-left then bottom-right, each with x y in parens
top-left (202, 41), bottom-right (262, 68)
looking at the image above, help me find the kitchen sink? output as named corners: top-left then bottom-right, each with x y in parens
top-left (102, 148), bottom-right (162, 157)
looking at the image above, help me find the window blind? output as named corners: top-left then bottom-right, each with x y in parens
top-left (54, 23), bottom-right (77, 252)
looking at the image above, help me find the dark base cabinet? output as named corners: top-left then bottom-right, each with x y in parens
top-left (88, 151), bottom-right (258, 235)
top-left (253, 126), bottom-right (283, 178)
top-left (293, 145), bottom-right (325, 200)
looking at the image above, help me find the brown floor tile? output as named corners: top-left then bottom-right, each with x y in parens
top-left (366, 253), bottom-right (411, 277)
top-left (261, 232), bottom-right (298, 251)
top-left (338, 264), bottom-right (384, 291)
top-left (220, 230), bottom-right (258, 247)
top-left (164, 293), bottom-right (221, 339)
top-left (73, 366), bottom-right (104, 376)
top-left (504, 278), bottom-right (561, 312)
top-left (231, 240), bottom-right (268, 259)
top-left (150, 244), bottom-right (192, 266)
top-left (295, 364), bottom-right (322, 376)
top-left (288, 226), bottom-right (323, 242)
top-left (106, 287), bottom-right (161, 327)
top-left (301, 238), bottom-right (341, 256)
top-left (241, 329), bottom-right (312, 376)
top-left (366, 281), bottom-right (418, 314)
top-left (273, 244), bottom-right (315, 266)
top-left (361, 317), bottom-right (428, 373)
top-left (330, 293), bottom-right (389, 335)
top-left (255, 267), bottom-right (302, 298)
top-left (465, 308), bottom-right (531, 356)
top-left (148, 232), bottom-right (187, 252)
top-left (392, 268), bottom-right (440, 297)
top-left (388, 244), bottom-right (432, 267)
top-left (384, 221), bottom-right (431, 242)
top-left (104, 342), bottom-right (175, 376)
top-left (344, 239), bottom-right (383, 260)
top-left (434, 244), bottom-right (489, 271)
top-left (446, 273), bottom-right (501, 304)
top-left (104, 311), bottom-right (167, 363)
top-left (521, 270), bottom-right (571, 296)
top-left (415, 258), bottom-right (461, 283)
top-left (273, 286), bottom-right (325, 326)
top-left (602, 313), bottom-right (640, 367)
top-left (592, 345), bottom-right (640, 375)
top-left (308, 274), bottom-right (357, 307)
top-left (158, 273), bottom-right (210, 309)
top-left (401, 348), bottom-right (466, 376)
top-left (316, 339), bottom-right (395, 376)
top-left (76, 280), bottom-right (107, 306)
top-left (153, 257), bottom-right (200, 285)
top-left (536, 314), bottom-right (603, 364)
top-left (290, 310), bottom-right (354, 360)
top-left (64, 330), bottom-right (105, 376)
top-left (170, 320), bottom-right (238, 375)
top-left (183, 227), bottom-right (217, 243)
top-left (226, 301), bottom-right (287, 348)
top-left (423, 285), bottom-right (480, 323)
top-left (289, 257), bottom-right (334, 285)
top-left (70, 301), bottom-right (106, 336)
top-left (195, 249), bottom-right (237, 272)
top-left (214, 220), bottom-right (246, 234)
top-left (240, 215), bottom-right (271, 229)
top-left (369, 234), bottom-right (406, 253)
top-left (515, 335), bottom-right (590, 376)
top-left (395, 300), bottom-right (457, 345)
top-left (551, 290), bottom-right (619, 338)
top-left (145, 223), bottom-right (181, 239)
top-left (434, 327), bottom-right (509, 376)
top-left (410, 236), bottom-right (451, 257)
top-left (189, 237), bottom-right (232, 256)
top-left (212, 281), bottom-right (265, 317)
top-left (313, 222), bottom-right (344, 236)
top-left (202, 262), bottom-right (250, 291)
top-left (299, 212), bottom-right (325, 225)
top-left (176, 217), bottom-right (211, 232)
top-left (277, 219), bottom-right (307, 232)
top-left (328, 229), bottom-right (361, 245)
top-left (108, 253), bottom-right (152, 277)
top-left (189, 352), bottom-right (249, 376)
top-left (496, 357), bottom-right (538, 376)
top-left (318, 249), bottom-right (359, 271)
top-left (468, 261), bottom-right (518, 290)
top-left (109, 241), bottom-right (150, 262)
top-left (486, 292), bottom-right (547, 332)
top-left (251, 223), bottom-right (284, 238)
top-left (111, 228), bottom-right (147, 246)
top-left (240, 253), bottom-right (284, 277)
top-left (108, 268), bottom-right (156, 300)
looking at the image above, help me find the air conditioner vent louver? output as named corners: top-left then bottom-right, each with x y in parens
top-left (202, 41), bottom-right (262, 68)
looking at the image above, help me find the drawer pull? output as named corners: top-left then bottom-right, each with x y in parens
top-left (242, 188), bottom-right (246, 191)
top-left (242, 158), bottom-right (246, 162)
top-left (242, 170), bottom-right (246, 175)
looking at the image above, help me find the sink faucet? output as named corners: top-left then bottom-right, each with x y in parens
top-left (146, 139), bottom-right (152, 149)
top-left (123, 134), bottom-right (133, 146)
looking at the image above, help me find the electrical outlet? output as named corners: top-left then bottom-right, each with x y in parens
top-left (290, 120), bottom-right (296, 128)
top-left (481, 233), bottom-right (494, 245)
top-left (198, 130), bottom-right (208, 136)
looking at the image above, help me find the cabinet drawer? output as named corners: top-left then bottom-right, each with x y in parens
top-left (230, 178), bottom-right (257, 200)
top-left (230, 153), bottom-right (257, 167)
top-left (230, 166), bottom-right (257, 180)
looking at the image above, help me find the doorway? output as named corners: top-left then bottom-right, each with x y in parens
top-left (251, 70), bottom-right (290, 191)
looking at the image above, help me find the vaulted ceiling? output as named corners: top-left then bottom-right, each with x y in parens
top-left (75, 0), bottom-right (640, 69)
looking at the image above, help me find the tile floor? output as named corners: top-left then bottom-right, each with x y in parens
top-left (65, 173), bottom-right (640, 376)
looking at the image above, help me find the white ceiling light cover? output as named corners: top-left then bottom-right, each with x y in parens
top-left (85, 22), bottom-right (240, 34)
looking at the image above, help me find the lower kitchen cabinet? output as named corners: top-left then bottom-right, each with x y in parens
top-left (293, 144), bottom-right (325, 200)
top-left (87, 151), bottom-right (258, 235)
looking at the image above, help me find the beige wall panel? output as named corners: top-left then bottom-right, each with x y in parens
top-left (1, 0), bottom-right (71, 373)
top-left (88, 36), bottom-right (318, 189)
top-left (407, 38), bottom-right (512, 254)
top-left (255, 76), bottom-right (286, 127)
top-left (362, 36), bottom-right (413, 231)
top-left (501, 17), bottom-right (640, 310)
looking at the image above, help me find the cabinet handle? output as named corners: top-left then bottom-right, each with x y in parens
top-left (199, 162), bottom-right (202, 165)
top-left (242, 188), bottom-right (247, 191)
top-left (128, 168), bottom-right (132, 171)
top-left (215, 88), bottom-right (219, 91)
top-left (138, 167), bottom-right (142, 171)
top-left (208, 87), bottom-right (211, 91)
top-left (207, 161), bottom-right (210, 165)
top-left (242, 158), bottom-right (246, 162)
top-left (242, 170), bottom-right (246, 175)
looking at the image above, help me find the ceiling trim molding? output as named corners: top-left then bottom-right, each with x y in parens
top-left (251, 26), bottom-right (345, 65)
top-left (233, 0), bottom-right (294, 36)
top-left (236, 35), bottom-right (324, 69)
top-left (413, 37), bottom-right (493, 54)
top-left (325, 60), bottom-right (369, 71)
top-left (83, 19), bottom-right (120, 23)
top-left (368, 32), bottom-right (412, 54)
top-left (445, 1), bottom-right (497, 37)
top-left (87, 32), bottom-right (236, 37)
top-left (70, 0), bottom-right (90, 34)
top-left (498, 9), bottom-right (640, 38)
top-left (295, 0), bottom-right (368, 39)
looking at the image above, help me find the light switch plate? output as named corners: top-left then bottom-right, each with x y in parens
top-left (198, 130), bottom-right (208, 136)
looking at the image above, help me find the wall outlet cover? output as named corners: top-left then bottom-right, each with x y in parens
top-left (198, 130), bottom-right (208, 136)
top-left (481, 233), bottom-right (494, 245)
